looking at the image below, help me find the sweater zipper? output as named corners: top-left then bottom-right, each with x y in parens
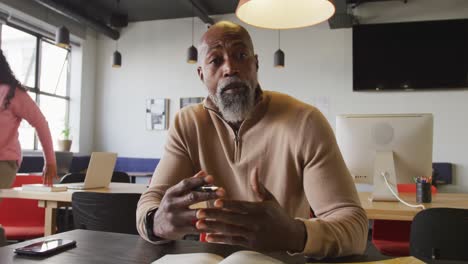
top-left (234, 130), bottom-right (241, 163)
top-left (205, 106), bottom-right (242, 163)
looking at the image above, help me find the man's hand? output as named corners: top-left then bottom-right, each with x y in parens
top-left (153, 171), bottom-right (225, 240)
top-left (195, 168), bottom-right (306, 252)
top-left (42, 163), bottom-right (58, 186)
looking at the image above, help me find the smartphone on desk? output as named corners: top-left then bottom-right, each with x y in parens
top-left (14, 239), bottom-right (76, 257)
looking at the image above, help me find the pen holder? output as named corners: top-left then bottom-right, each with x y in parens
top-left (416, 182), bottom-right (432, 203)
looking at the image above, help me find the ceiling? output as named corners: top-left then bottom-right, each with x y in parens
top-left (60, 0), bottom-right (238, 24)
top-left (46, 0), bottom-right (399, 25)
top-left (34, 0), bottom-right (396, 39)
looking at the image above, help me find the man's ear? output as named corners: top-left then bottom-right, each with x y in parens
top-left (254, 55), bottom-right (259, 72)
top-left (197, 66), bottom-right (204, 82)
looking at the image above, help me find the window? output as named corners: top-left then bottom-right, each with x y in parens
top-left (1, 24), bottom-right (70, 151)
top-left (1, 25), bottom-right (36, 87)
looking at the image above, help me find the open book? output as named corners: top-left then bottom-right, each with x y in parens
top-left (152, 250), bottom-right (285, 264)
top-left (319, 257), bottom-right (425, 264)
top-left (153, 252), bottom-right (424, 264)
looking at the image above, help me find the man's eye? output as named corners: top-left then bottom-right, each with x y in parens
top-left (239, 53), bottom-right (247, 59)
top-left (210, 58), bottom-right (222, 65)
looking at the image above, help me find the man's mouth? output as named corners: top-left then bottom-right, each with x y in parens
top-left (221, 82), bottom-right (247, 94)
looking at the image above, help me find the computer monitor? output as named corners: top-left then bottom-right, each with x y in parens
top-left (336, 114), bottom-right (433, 202)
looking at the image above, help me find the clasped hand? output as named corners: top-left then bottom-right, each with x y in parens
top-left (152, 171), bottom-right (225, 240)
top-left (196, 168), bottom-right (306, 252)
top-left (153, 168), bottom-right (306, 252)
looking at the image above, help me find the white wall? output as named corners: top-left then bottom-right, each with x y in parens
top-left (69, 29), bottom-right (97, 154)
top-left (94, 1), bottom-right (468, 189)
top-left (94, 17), bottom-right (208, 158)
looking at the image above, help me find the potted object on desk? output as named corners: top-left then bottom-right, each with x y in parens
top-left (58, 127), bottom-right (72, 152)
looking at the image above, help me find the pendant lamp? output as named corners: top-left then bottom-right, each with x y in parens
top-left (187, 44), bottom-right (198, 64)
top-left (236, 0), bottom-right (335, 29)
top-left (187, 3), bottom-right (198, 64)
top-left (111, 0), bottom-right (122, 68)
top-left (112, 33), bottom-right (122, 68)
top-left (56, 26), bottom-right (70, 48)
top-left (112, 49), bottom-right (122, 68)
top-left (274, 30), bottom-right (284, 68)
top-left (112, 31), bottom-right (122, 68)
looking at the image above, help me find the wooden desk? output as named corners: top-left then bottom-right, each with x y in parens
top-left (0, 183), bottom-right (147, 236)
top-left (359, 192), bottom-right (468, 221)
top-left (0, 230), bottom-right (307, 264)
top-left (0, 229), bottom-right (403, 264)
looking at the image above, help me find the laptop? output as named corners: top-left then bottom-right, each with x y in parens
top-left (65, 152), bottom-right (118, 190)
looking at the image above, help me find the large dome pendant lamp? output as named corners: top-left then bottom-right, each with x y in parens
top-left (236, 0), bottom-right (335, 30)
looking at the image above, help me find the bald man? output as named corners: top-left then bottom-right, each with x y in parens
top-left (137, 21), bottom-right (368, 259)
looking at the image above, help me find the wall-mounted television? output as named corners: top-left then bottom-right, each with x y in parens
top-left (353, 19), bottom-right (468, 91)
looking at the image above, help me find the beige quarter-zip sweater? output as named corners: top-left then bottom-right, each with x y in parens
top-left (136, 89), bottom-right (368, 258)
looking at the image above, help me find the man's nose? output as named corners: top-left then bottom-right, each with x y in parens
top-left (222, 58), bottom-right (239, 77)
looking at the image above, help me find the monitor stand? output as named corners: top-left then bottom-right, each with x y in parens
top-left (371, 151), bottom-right (399, 202)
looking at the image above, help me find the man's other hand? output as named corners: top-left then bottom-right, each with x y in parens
top-left (195, 167), bottom-right (306, 252)
top-left (153, 171), bottom-right (225, 240)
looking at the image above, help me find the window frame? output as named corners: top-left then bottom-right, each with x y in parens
top-left (2, 22), bottom-right (71, 151)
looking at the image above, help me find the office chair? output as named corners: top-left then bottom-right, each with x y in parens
top-left (56, 173), bottom-right (85, 232)
top-left (55, 151), bottom-right (73, 177)
top-left (372, 184), bottom-right (437, 256)
top-left (0, 175), bottom-right (45, 240)
top-left (0, 226), bottom-right (5, 247)
top-left (56, 171), bottom-right (131, 232)
top-left (110, 171), bottom-right (131, 183)
top-left (59, 171), bottom-right (130, 184)
top-left (59, 172), bottom-right (86, 183)
top-left (410, 208), bottom-right (468, 262)
top-left (72, 192), bottom-right (140, 235)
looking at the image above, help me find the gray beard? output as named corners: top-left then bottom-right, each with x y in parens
top-left (211, 78), bottom-right (256, 123)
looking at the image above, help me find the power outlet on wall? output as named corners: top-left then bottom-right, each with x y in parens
top-left (353, 174), bottom-right (371, 184)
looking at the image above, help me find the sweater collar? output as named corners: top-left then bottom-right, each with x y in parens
top-left (203, 86), bottom-right (269, 123)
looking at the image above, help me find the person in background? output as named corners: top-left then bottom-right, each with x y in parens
top-left (137, 21), bottom-right (368, 259)
top-left (0, 49), bottom-right (57, 244)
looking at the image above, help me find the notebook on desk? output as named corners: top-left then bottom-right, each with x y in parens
top-left (21, 184), bottom-right (67, 192)
top-left (63, 152), bottom-right (117, 190)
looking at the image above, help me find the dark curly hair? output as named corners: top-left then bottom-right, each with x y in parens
top-left (1, 49), bottom-right (26, 109)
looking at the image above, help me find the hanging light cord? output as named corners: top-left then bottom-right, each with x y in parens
top-left (191, 2), bottom-right (195, 45)
top-left (278, 30), bottom-right (281, 49)
top-left (53, 52), bottom-right (69, 94)
top-left (115, 0), bottom-right (120, 51)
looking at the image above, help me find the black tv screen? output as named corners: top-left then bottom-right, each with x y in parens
top-left (353, 19), bottom-right (468, 91)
